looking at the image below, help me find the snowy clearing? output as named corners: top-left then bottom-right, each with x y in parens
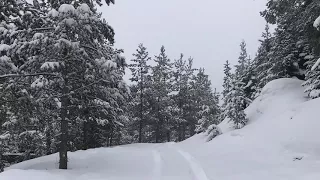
top-left (2, 78), bottom-right (320, 180)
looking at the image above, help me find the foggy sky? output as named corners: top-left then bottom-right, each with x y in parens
top-left (99, 0), bottom-right (267, 91)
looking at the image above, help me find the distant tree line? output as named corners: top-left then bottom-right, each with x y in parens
top-left (126, 44), bottom-right (220, 143)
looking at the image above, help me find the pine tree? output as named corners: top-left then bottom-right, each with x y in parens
top-left (172, 55), bottom-right (196, 141)
top-left (221, 41), bottom-right (252, 129)
top-left (150, 46), bottom-right (173, 142)
top-left (129, 43), bottom-right (151, 143)
top-left (47, 0), bottom-right (115, 9)
top-left (261, 0), bottom-right (319, 83)
top-left (192, 68), bottom-right (220, 134)
top-left (220, 60), bottom-right (232, 122)
top-left (303, 14), bottom-right (320, 98)
top-left (235, 40), bottom-right (248, 77)
top-left (253, 24), bottom-right (273, 95)
top-left (224, 79), bottom-right (250, 129)
top-left (1, 3), bottom-right (128, 169)
top-left (0, 0), bottom-right (50, 163)
top-left (222, 60), bottom-right (232, 98)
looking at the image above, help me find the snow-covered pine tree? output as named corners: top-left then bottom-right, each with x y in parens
top-left (150, 46), bottom-right (173, 142)
top-left (0, 3), bottom-right (129, 169)
top-left (0, 0), bottom-right (52, 162)
top-left (224, 79), bottom-right (250, 129)
top-left (253, 24), bottom-right (273, 96)
top-left (221, 41), bottom-right (252, 129)
top-left (172, 54), bottom-right (196, 141)
top-left (129, 43), bottom-right (151, 143)
top-left (192, 68), bottom-right (220, 134)
top-left (47, 0), bottom-right (115, 9)
top-left (220, 60), bottom-right (233, 122)
top-left (303, 12), bottom-right (320, 98)
top-left (301, 4), bottom-right (320, 98)
top-left (235, 40), bottom-right (248, 77)
top-left (222, 60), bottom-right (232, 98)
top-left (261, 0), bottom-right (318, 83)
top-left (234, 40), bottom-right (254, 104)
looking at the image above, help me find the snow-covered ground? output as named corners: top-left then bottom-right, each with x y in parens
top-left (2, 78), bottom-right (320, 180)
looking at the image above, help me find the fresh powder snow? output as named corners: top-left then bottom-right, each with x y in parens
top-left (48, 9), bottom-right (59, 17)
top-left (0, 44), bottom-right (10, 52)
top-left (58, 4), bottom-right (76, 14)
top-left (40, 62), bottom-right (60, 71)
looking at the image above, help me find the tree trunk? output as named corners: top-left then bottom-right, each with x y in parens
top-left (182, 123), bottom-right (186, 140)
top-left (189, 123), bottom-right (196, 137)
top-left (0, 147), bottom-right (4, 172)
top-left (155, 122), bottom-right (158, 143)
top-left (82, 121), bottom-right (89, 150)
top-left (45, 123), bottom-right (52, 155)
top-left (138, 69), bottom-right (144, 143)
top-left (139, 118), bottom-right (143, 143)
top-left (110, 128), bottom-right (114, 147)
top-left (178, 123), bottom-right (182, 142)
top-left (138, 96), bottom-right (143, 143)
top-left (59, 84), bottom-right (68, 169)
top-left (166, 129), bottom-right (170, 142)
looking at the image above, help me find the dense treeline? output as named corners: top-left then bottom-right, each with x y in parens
top-left (127, 44), bottom-right (220, 143)
top-left (2, 0), bottom-right (320, 172)
top-left (220, 0), bottom-right (320, 129)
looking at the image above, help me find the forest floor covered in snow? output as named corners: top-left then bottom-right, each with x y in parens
top-left (2, 78), bottom-right (320, 180)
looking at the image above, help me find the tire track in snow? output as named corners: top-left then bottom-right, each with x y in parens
top-left (152, 150), bottom-right (162, 180)
top-left (176, 149), bottom-right (209, 180)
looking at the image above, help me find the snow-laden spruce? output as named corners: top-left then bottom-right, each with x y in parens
top-left (0, 2), bottom-right (128, 170)
top-left (302, 14), bottom-right (320, 99)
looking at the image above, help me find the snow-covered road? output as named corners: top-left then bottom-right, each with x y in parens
top-left (153, 144), bottom-right (209, 180)
top-left (1, 143), bottom-right (211, 180)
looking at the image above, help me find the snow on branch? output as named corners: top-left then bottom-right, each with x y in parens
top-left (314, 16), bottom-right (320, 30)
top-left (0, 73), bottom-right (60, 79)
top-left (311, 58), bottom-right (320, 71)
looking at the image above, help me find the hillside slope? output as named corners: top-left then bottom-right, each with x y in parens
top-left (2, 78), bottom-right (320, 180)
top-left (179, 78), bottom-right (320, 180)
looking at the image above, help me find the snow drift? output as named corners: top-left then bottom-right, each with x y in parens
top-left (179, 78), bottom-right (320, 180)
top-left (2, 78), bottom-right (320, 180)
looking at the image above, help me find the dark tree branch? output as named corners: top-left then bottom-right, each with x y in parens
top-left (0, 73), bottom-right (59, 79)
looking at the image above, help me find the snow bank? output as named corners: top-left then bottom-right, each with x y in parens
top-left (179, 78), bottom-right (320, 180)
top-left (3, 147), bottom-right (157, 180)
top-left (245, 78), bottom-right (307, 124)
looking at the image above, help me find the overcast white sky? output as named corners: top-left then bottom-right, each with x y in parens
top-left (99, 0), bottom-right (267, 91)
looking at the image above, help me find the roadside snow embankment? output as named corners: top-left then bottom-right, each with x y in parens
top-left (180, 78), bottom-right (320, 180)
